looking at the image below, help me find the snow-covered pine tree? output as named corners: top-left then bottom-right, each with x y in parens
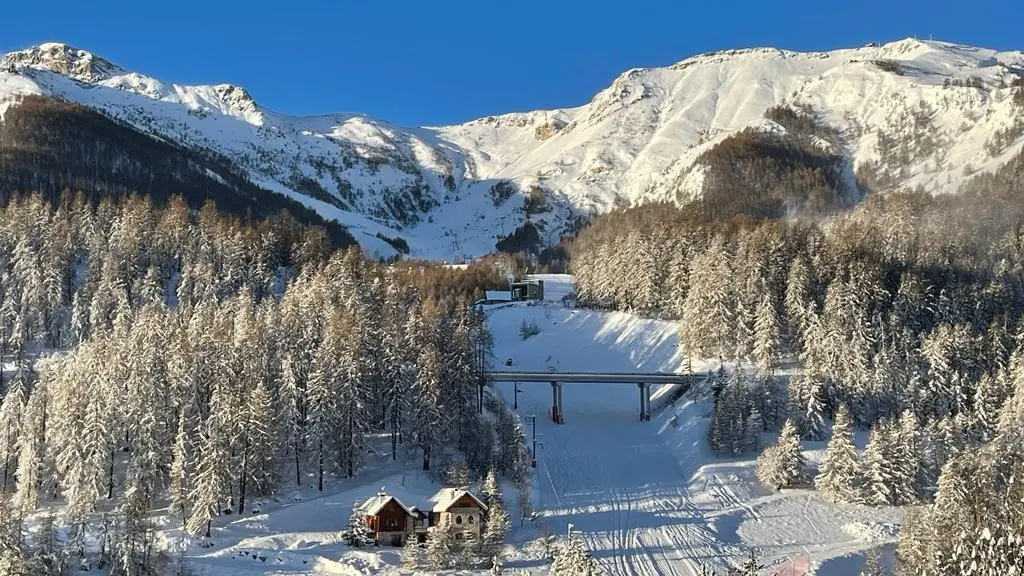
top-left (815, 405), bottom-right (861, 503)
top-left (307, 309), bottom-right (342, 491)
top-left (187, 390), bottom-right (232, 539)
top-left (409, 341), bottom-right (443, 472)
top-left (753, 293), bottom-right (781, 377)
top-left (783, 255), bottom-right (813, 354)
top-left (802, 378), bottom-right (828, 441)
top-left (681, 236), bottom-right (735, 359)
top-left (785, 375), bottom-right (808, 435)
top-left (13, 383), bottom-right (46, 516)
top-left (0, 370), bottom-right (27, 493)
top-left (484, 496), bottom-right (510, 552)
top-left (400, 533), bottom-right (423, 569)
top-left (971, 371), bottom-right (1006, 441)
top-left (341, 502), bottom-right (374, 548)
top-left (426, 522), bottom-right (455, 570)
top-left (892, 410), bottom-right (920, 505)
top-left (742, 407), bottom-right (762, 454)
top-left (755, 419), bottom-right (807, 490)
top-left (860, 422), bottom-right (895, 506)
top-left (482, 467), bottom-right (502, 509)
top-left (337, 318), bottom-right (369, 479)
top-left (550, 533), bottom-right (597, 576)
top-left (169, 414), bottom-right (190, 530)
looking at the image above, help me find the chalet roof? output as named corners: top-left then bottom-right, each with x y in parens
top-left (484, 290), bottom-right (512, 301)
top-left (429, 488), bottom-right (488, 513)
top-left (359, 492), bottom-right (414, 517)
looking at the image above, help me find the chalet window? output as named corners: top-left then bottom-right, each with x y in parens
top-left (455, 515), bottom-right (463, 525)
top-left (467, 515), bottom-right (474, 524)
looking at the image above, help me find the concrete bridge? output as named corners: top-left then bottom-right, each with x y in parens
top-left (485, 371), bottom-right (699, 423)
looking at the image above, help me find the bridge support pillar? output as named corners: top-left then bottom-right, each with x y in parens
top-left (638, 383), bottom-right (651, 422)
top-left (551, 381), bottom-right (564, 424)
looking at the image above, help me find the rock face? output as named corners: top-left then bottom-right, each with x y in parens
top-left (1, 40), bottom-right (1023, 259)
top-left (1, 43), bottom-right (125, 82)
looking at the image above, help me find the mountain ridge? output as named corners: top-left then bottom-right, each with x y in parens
top-left (2, 38), bottom-right (1023, 260)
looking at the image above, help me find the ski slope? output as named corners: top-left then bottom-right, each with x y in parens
top-left (487, 275), bottom-right (903, 575)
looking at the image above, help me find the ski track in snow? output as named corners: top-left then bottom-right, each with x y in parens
top-left (488, 274), bottom-right (902, 575)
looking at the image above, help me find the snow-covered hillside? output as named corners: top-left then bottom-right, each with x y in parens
top-left (2, 40), bottom-right (1023, 259)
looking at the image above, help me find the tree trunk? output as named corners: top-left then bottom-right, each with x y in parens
top-left (317, 440), bottom-right (324, 492)
top-left (238, 437), bottom-right (248, 515)
top-left (107, 447), bottom-right (115, 499)
top-left (347, 412), bottom-right (354, 478)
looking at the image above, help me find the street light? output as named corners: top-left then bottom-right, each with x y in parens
top-left (513, 381), bottom-right (522, 410)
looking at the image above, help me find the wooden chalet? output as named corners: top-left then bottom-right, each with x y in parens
top-left (359, 491), bottom-right (423, 546)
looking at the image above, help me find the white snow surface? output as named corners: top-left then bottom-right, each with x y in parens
top-left (2, 39), bottom-right (1023, 259)
top-left (144, 275), bottom-right (901, 575)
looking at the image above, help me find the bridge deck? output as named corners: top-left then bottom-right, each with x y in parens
top-left (486, 371), bottom-right (695, 384)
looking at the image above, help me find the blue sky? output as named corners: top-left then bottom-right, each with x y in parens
top-left (2, 0), bottom-right (1019, 126)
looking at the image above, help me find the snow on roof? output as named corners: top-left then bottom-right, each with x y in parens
top-left (484, 290), bottom-right (512, 301)
top-left (359, 492), bottom-right (414, 517)
top-left (429, 488), bottom-right (488, 513)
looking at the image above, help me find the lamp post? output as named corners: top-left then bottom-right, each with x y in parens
top-left (513, 381), bottom-right (521, 410)
top-left (524, 414), bottom-right (538, 468)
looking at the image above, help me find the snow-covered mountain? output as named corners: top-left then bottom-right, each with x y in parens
top-left (2, 39), bottom-right (1023, 259)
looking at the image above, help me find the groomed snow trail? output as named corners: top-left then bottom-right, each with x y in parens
top-left (489, 275), bottom-right (903, 575)
top-left (499, 380), bottom-right (737, 576)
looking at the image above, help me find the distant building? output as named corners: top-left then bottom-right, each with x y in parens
top-left (510, 279), bottom-right (544, 301)
top-left (429, 488), bottom-right (489, 541)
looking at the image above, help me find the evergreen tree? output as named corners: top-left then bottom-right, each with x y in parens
top-left (755, 420), bottom-right (807, 490)
top-left (400, 534), bottom-right (423, 569)
top-left (484, 497), bottom-right (510, 552)
top-left (482, 467), bottom-right (502, 509)
top-left (187, 393), bottom-right (232, 539)
top-left (341, 502), bottom-right (374, 548)
top-left (753, 293), bottom-right (782, 377)
top-left (803, 378), bottom-right (828, 441)
top-left (550, 533), bottom-right (597, 576)
top-left (13, 384), bottom-right (46, 516)
top-left (815, 405), bottom-right (861, 503)
top-left (861, 422), bottom-right (895, 506)
top-left (892, 410), bottom-right (920, 505)
top-left (426, 522), bottom-right (455, 570)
